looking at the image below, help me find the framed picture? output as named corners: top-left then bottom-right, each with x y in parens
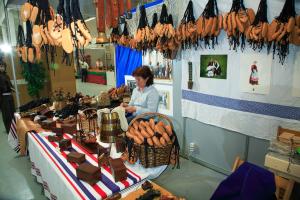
top-left (125, 75), bottom-right (137, 93)
top-left (154, 84), bottom-right (173, 116)
top-left (240, 53), bottom-right (272, 94)
top-left (200, 54), bottom-right (228, 79)
top-left (143, 51), bottom-right (173, 84)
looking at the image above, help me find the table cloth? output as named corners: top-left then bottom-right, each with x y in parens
top-left (87, 71), bottom-right (107, 85)
top-left (28, 132), bottom-right (147, 200)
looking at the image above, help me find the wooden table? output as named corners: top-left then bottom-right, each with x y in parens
top-left (123, 182), bottom-right (173, 200)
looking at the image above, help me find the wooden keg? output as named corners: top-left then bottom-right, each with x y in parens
top-left (100, 112), bottom-right (122, 143)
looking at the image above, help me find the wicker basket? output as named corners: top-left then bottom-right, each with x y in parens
top-left (128, 112), bottom-right (178, 168)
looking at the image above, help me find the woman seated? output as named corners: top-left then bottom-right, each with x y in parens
top-left (121, 66), bottom-right (159, 120)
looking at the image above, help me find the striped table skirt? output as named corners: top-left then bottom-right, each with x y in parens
top-left (28, 132), bottom-right (147, 200)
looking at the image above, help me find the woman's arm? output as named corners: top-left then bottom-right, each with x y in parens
top-left (135, 89), bottom-right (159, 115)
top-left (128, 88), bottom-right (137, 106)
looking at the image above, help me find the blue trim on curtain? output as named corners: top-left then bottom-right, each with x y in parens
top-left (131, 0), bottom-right (164, 13)
top-left (115, 45), bottom-right (142, 87)
top-left (182, 90), bottom-right (300, 120)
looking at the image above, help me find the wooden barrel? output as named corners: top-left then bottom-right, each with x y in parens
top-left (100, 112), bottom-right (122, 143)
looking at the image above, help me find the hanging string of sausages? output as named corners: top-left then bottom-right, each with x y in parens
top-left (177, 0), bottom-right (197, 50)
top-left (267, 0), bottom-right (297, 64)
top-left (223, 0), bottom-right (255, 51)
top-left (196, 0), bottom-right (222, 49)
top-left (246, 0), bottom-right (268, 51)
top-left (155, 4), bottom-right (178, 58)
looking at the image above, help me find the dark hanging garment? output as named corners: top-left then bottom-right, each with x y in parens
top-left (0, 72), bottom-right (15, 134)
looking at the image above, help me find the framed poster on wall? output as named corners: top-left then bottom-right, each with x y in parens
top-left (239, 53), bottom-right (272, 94)
top-left (200, 54), bottom-right (228, 79)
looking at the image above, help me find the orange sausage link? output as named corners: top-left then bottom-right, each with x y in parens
top-left (149, 118), bottom-right (155, 130)
top-left (133, 121), bottom-right (139, 130)
top-left (155, 124), bottom-right (166, 135)
top-left (162, 132), bottom-right (171, 143)
top-left (152, 136), bottom-right (162, 147)
top-left (140, 129), bottom-right (151, 138)
top-left (134, 136), bottom-right (143, 144)
top-left (164, 125), bottom-right (173, 136)
top-left (126, 131), bottom-right (134, 139)
top-left (147, 138), bottom-right (154, 146)
top-left (145, 125), bottom-right (154, 137)
top-left (160, 137), bottom-right (167, 146)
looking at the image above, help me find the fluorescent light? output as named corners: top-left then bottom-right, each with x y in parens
top-left (85, 17), bottom-right (96, 22)
top-left (0, 43), bottom-right (12, 53)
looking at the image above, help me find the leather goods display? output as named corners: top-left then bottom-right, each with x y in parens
top-left (39, 108), bottom-right (54, 118)
top-left (36, 115), bottom-right (48, 124)
top-left (115, 137), bottom-right (126, 153)
top-left (48, 135), bottom-right (63, 142)
top-left (109, 158), bottom-right (127, 182)
top-left (51, 127), bottom-right (64, 136)
top-left (59, 139), bottom-right (72, 151)
top-left (98, 153), bottom-right (110, 167)
top-left (41, 120), bottom-right (57, 130)
top-left (67, 152), bottom-right (86, 164)
top-left (76, 163), bottom-right (101, 185)
top-left (61, 123), bottom-right (77, 135)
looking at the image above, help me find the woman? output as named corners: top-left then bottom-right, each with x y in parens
top-left (121, 66), bottom-right (159, 118)
top-left (0, 61), bottom-right (15, 133)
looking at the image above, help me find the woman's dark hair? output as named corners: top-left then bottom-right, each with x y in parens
top-left (132, 65), bottom-right (154, 86)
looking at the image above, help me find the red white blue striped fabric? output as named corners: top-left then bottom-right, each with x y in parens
top-left (29, 132), bottom-right (143, 200)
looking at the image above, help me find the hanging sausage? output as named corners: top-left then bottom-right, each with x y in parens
top-left (196, 0), bottom-right (222, 48)
top-left (267, 0), bottom-right (297, 64)
top-left (223, 0), bottom-right (254, 51)
top-left (177, 0), bottom-right (197, 50)
top-left (247, 0), bottom-right (269, 51)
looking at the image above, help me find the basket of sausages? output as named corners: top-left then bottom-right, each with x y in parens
top-left (125, 112), bottom-right (180, 168)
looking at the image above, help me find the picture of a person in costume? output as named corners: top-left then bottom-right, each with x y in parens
top-left (249, 61), bottom-right (259, 85)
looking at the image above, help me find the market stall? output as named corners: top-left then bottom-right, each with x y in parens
top-left (2, 0), bottom-right (300, 199)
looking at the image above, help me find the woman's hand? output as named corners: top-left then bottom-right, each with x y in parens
top-left (125, 106), bottom-right (136, 113)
